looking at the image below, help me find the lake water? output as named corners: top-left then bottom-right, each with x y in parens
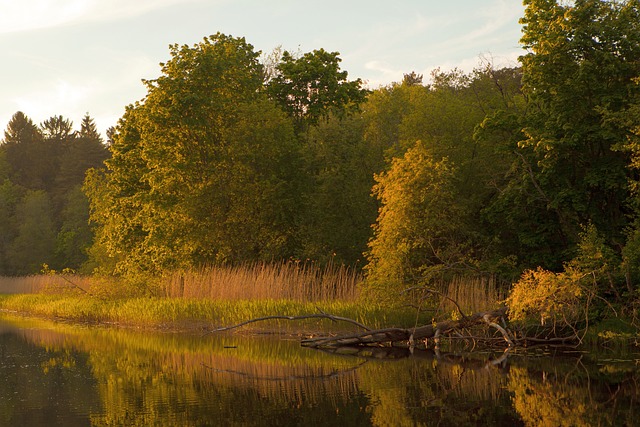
top-left (0, 313), bottom-right (638, 426)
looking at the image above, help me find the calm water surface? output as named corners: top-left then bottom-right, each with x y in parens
top-left (0, 313), bottom-right (638, 426)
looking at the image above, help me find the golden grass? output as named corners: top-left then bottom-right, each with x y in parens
top-left (435, 275), bottom-right (505, 317)
top-left (0, 293), bottom-right (418, 332)
top-left (0, 274), bottom-right (95, 294)
top-left (161, 261), bottom-right (361, 302)
top-left (0, 266), bottom-right (503, 333)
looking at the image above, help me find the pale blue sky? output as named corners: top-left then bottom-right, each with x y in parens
top-left (0, 0), bottom-right (525, 137)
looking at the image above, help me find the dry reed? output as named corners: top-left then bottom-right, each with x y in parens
top-left (0, 275), bottom-right (95, 295)
top-left (438, 275), bottom-right (505, 316)
top-left (162, 261), bottom-right (362, 302)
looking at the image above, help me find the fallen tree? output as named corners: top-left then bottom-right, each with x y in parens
top-left (300, 306), bottom-right (513, 349)
top-left (208, 306), bottom-right (555, 350)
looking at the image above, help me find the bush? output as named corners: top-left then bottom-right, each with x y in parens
top-left (506, 267), bottom-right (589, 326)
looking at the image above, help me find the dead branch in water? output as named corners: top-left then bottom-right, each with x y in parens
top-left (209, 311), bottom-right (371, 333)
top-left (301, 307), bottom-right (511, 348)
top-left (210, 306), bottom-right (521, 349)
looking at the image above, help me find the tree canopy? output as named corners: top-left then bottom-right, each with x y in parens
top-left (0, 112), bottom-right (108, 275)
top-left (3, 2), bottom-right (640, 313)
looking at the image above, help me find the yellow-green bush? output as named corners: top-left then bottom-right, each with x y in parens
top-left (506, 267), bottom-right (588, 326)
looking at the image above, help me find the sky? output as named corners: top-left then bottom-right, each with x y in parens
top-left (0, 0), bottom-right (526, 139)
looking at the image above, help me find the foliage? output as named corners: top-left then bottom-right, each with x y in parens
top-left (366, 140), bottom-right (462, 289)
top-left (85, 33), bottom-right (300, 275)
top-left (266, 48), bottom-right (369, 132)
top-left (0, 112), bottom-right (108, 274)
top-left (4, 6), bottom-right (640, 318)
top-left (506, 267), bottom-right (588, 325)
top-left (6, 191), bottom-right (57, 275)
top-left (364, 65), bottom-right (525, 290)
top-left (297, 113), bottom-right (382, 265)
top-left (507, 224), bottom-right (616, 326)
top-left (515, 0), bottom-right (640, 265)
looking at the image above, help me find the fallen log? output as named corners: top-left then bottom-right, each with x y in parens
top-left (301, 306), bottom-right (511, 348)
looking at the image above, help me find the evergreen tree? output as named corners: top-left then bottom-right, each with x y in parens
top-left (7, 190), bottom-right (57, 275)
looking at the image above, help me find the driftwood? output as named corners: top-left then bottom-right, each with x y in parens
top-left (210, 306), bottom-right (526, 350)
top-left (301, 306), bottom-right (512, 348)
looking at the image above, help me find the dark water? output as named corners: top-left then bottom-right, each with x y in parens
top-left (0, 314), bottom-right (638, 426)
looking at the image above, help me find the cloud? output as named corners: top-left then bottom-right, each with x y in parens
top-left (12, 80), bottom-right (94, 122)
top-left (0, 0), bottom-right (203, 34)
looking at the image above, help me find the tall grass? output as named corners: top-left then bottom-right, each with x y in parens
top-left (437, 275), bottom-right (505, 316)
top-left (0, 275), bottom-right (95, 294)
top-left (161, 261), bottom-right (361, 302)
top-left (0, 268), bottom-right (505, 332)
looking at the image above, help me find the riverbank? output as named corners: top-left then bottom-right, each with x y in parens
top-left (0, 293), bottom-right (426, 334)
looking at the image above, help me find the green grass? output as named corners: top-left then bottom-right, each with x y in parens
top-left (0, 293), bottom-right (424, 333)
top-left (0, 268), bottom-right (508, 334)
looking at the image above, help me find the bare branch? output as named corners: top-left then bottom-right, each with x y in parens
top-left (209, 312), bottom-right (371, 333)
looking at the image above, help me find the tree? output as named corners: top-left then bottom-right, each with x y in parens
top-left (55, 114), bottom-right (108, 206)
top-left (40, 115), bottom-right (74, 141)
top-left (364, 65), bottom-right (526, 286)
top-left (55, 185), bottom-right (94, 271)
top-left (0, 179), bottom-right (23, 275)
top-left (517, 0), bottom-right (640, 264)
top-left (86, 33), bottom-right (300, 275)
top-left (7, 190), bottom-right (57, 275)
top-left (297, 113), bottom-right (382, 265)
top-left (1, 112), bottom-right (45, 189)
top-left (366, 140), bottom-right (464, 289)
top-left (79, 113), bottom-right (103, 143)
top-left (402, 71), bottom-right (423, 86)
top-left (266, 48), bottom-right (369, 132)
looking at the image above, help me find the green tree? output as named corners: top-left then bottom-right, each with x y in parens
top-left (364, 65), bottom-right (526, 285)
top-left (54, 114), bottom-right (108, 210)
top-left (517, 0), bottom-right (640, 265)
top-left (297, 113), bottom-right (382, 265)
top-left (267, 48), bottom-right (368, 133)
top-left (40, 115), bottom-right (74, 141)
top-left (86, 33), bottom-right (299, 275)
top-left (2, 112), bottom-right (46, 190)
top-left (55, 185), bottom-right (94, 271)
top-left (7, 190), bottom-right (57, 275)
top-left (0, 179), bottom-right (23, 274)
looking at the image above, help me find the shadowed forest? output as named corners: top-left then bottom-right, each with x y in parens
top-left (1, 0), bottom-right (640, 328)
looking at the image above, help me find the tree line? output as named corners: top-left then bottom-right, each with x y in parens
top-left (0, 113), bottom-right (108, 274)
top-left (2, 0), bottom-right (640, 307)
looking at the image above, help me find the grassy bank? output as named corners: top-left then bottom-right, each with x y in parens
top-left (0, 264), bottom-right (507, 335)
top-left (0, 263), bottom-right (432, 333)
top-left (0, 293), bottom-right (426, 333)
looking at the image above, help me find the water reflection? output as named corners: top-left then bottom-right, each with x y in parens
top-left (0, 313), bottom-right (638, 426)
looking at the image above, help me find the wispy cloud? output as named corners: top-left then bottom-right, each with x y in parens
top-left (13, 79), bottom-right (94, 123)
top-left (0, 0), bottom-right (203, 34)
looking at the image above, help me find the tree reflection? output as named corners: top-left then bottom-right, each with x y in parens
top-left (0, 314), bottom-right (638, 426)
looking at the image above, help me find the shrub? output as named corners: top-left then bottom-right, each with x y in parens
top-left (506, 267), bottom-right (589, 326)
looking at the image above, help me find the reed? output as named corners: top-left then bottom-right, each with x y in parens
top-left (0, 293), bottom-right (418, 332)
top-left (437, 275), bottom-right (505, 317)
top-left (161, 261), bottom-right (361, 302)
top-left (0, 275), bottom-right (95, 294)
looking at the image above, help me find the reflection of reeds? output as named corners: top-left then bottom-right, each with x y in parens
top-left (435, 358), bottom-right (507, 402)
top-left (12, 317), bottom-right (364, 411)
top-left (162, 261), bottom-right (361, 302)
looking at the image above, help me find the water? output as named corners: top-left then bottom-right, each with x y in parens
top-left (0, 313), bottom-right (638, 426)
